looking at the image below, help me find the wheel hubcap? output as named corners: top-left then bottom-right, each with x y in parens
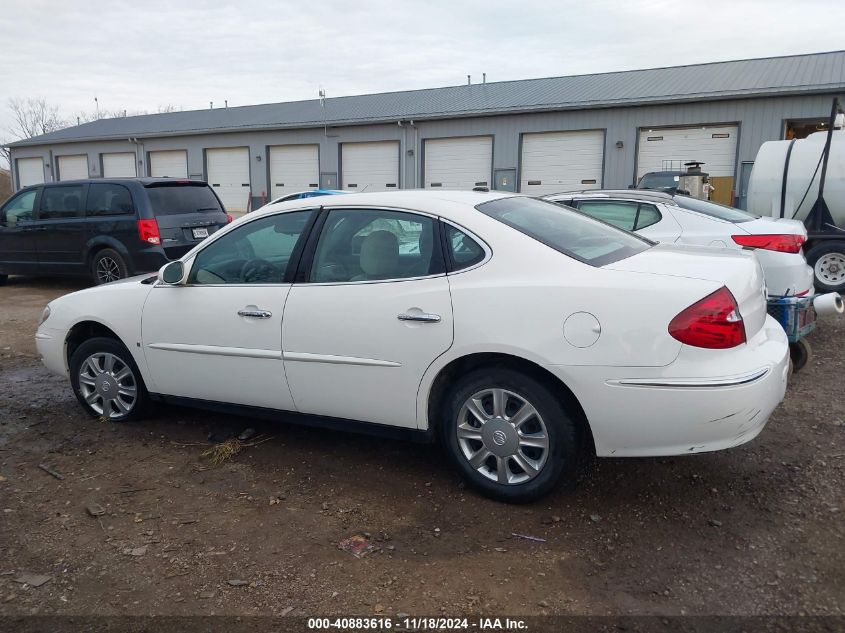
top-left (456, 388), bottom-right (550, 485)
top-left (815, 253), bottom-right (845, 284)
top-left (97, 257), bottom-right (121, 283)
top-left (78, 352), bottom-right (137, 419)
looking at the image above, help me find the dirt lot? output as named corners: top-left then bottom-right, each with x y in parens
top-left (0, 276), bottom-right (843, 618)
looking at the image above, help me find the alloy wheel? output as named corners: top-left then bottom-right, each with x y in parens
top-left (77, 352), bottom-right (138, 419)
top-left (96, 257), bottom-right (122, 283)
top-left (456, 387), bottom-right (550, 485)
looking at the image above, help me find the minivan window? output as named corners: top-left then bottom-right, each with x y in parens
top-left (145, 183), bottom-right (224, 215)
top-left (674, 195), bottom-right (760, 223)
top-left (40, 185), bottom-right (84, 219)
top-left (2, 190), bottom-right (37, 226)
top-left (87, 183), bottom-right (133, 216)
top-left (477, 196), bottom-right (652, 267)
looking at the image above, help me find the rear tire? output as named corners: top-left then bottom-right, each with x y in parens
top-left (439, 367), bottom-right (580, 503)
top-left (91, 248), bottom-right (128, 285)
top-left (806, 241), bottom-right (845, 293)
top-left (69, 337), bottom-right (149, 422)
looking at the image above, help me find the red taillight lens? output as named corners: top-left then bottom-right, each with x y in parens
top-left (669, 286), bottom-right (746, 349)
top-left (731, 234), bottom-right (805, 253)
top-left (137, 219), bottom-right (161, 245)
top-left (226, 214), bottom-right (234, 223)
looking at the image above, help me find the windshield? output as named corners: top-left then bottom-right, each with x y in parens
top-left (638, 173), bottom-right (680, 189)
top-left (674, 195), bottom-right (760, 223)
top-left (145, 183), bottom-right (224, 215)
top-left (477, 196), bottom-right (652, 267)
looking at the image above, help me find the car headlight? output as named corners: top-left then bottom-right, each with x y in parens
top-left (38, 305), bottom-right (51, 327)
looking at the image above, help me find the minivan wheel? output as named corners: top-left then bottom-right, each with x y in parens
top-left (440, 367), bottom-right (579, 502)
top-left (69, 337), bottom-right (149, 422)
top-left (92, 248), bottom-right (128, 285)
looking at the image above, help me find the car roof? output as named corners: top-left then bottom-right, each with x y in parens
top-left (35, 177), bottom-right (208, 187)
top-left (544, 189), bottom-right (679, 205)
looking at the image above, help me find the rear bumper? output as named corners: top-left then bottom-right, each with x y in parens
top-left (755, 250), bottom-right (814, 297)
top-left (546, 316), bottom-right (789, 457)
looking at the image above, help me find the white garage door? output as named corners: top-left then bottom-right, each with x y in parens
top-left (102, 152), bottom-right (137, 178)
top-left (520, 130), bottom-right (604, 195)
top-left (57, 155), bottom-right (88, 181)
top-left (149, 150), bottom-right (188, 178)
top-left (206, 147), bottom-right (250, 214)
top-left (636, 125), bottom-right (738, 178)
top-left (424, 136), bottom-right (492, 189)
top-left (341, 141), bottom-right (399, 192)
top-left (269, 144), bottom-right (319, 200)
top-left (16, 157), bottom-right (44, 188)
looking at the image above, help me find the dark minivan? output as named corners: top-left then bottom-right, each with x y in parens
top-left (0, 178), bottom-right (232, 284)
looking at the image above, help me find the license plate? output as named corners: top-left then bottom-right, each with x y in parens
top-left (192, 227), bottom-right (209, 239)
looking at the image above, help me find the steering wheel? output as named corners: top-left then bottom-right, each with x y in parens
top-left (240, 258), bottom-right (280, 283)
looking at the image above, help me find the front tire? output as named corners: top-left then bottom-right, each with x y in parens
top-left (440, 367), bottom-right (580, 502)
top-left (91, 248), bottom-right (128, 285)
top-left (69, 337), bottom-right (149, 421)
top-left (806, 241), bottom-right (845, 293)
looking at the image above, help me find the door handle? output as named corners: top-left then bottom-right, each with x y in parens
top-left (238, 309), bottom-right (272, 319)
top-left (397, 312), bottom-right (441, 323)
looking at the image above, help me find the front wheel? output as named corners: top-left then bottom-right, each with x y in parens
top-left (806, 241), bottom-right (845, 293)
top-left (69, 337), bottom-right (149, 421)
top-left (440, 367), bottom-right (580, 502)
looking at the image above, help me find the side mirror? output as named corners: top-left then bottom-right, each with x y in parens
top-left (158, 260), bottom-right (185, 285)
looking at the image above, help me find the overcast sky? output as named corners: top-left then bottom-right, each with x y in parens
top-left (2, 0), bottom-right (843, 143)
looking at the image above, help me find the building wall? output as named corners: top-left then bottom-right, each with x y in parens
top-left (10, 93), bottom-right (842, 206)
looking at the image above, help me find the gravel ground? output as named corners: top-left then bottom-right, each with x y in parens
top-left (0, 276), bottom-right (843, 618)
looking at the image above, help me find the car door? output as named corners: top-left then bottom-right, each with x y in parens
top-left (575, 199), bottom-right (682, 243)
top-left (0, 188), bottom-right (41, 273)
top-left (141, 209), bottom-right (316, 410)
top-left (281, 207), bottom-right (454, 429)
top-left (34, 183), bottom-right (89, 272)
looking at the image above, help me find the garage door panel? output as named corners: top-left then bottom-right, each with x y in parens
top-left (16, 157), bottom-right (44, 188)
top-left (341, 141), bottom-right (399, 192)
top-left (57, 155), bottom-right (88, 181)
top-left (424, 136), bottom-right (492, 189)
top-left (149, 150), bottom-right (188, 178)
top-left (207, 147), bottom-right (250, 214)
top-left (102, 152), bottom-right (137, 178)
top-left (269, 145), bottom-right (319, 199)
top-left (637, 125), bottom-right (738, 178)
top-left (520, 131), bottom-right (604, 195)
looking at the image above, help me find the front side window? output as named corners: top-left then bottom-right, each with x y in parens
top-left (189, 210), bottom-right (313, 284)
top-left (2, 189), bottom-right (37, 226)
top-left (310, 209), bottom-right (444, 282)
top-left (87, 184), bottom-right (133, 216)
top-left (477, 196), bottom-right (651, 267)
top-left (40, 185), bottom-right (84, 220)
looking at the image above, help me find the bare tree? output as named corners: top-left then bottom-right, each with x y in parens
top-left (1, 97), bottom-right (67, 168)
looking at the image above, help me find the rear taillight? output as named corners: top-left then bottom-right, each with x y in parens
top-left (669, 286), bottom-right (746, 349)
top-left (731, 234), bottom-right (805, 253)
top-left (137, 219), bottom-right (161, 245)
top-left (226, 214), bottom-right (234, 223)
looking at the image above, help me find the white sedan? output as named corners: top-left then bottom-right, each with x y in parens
top-left (544, 190), bottom-right (814, 298)
top-left (35, 191), bottom-right (789, 501)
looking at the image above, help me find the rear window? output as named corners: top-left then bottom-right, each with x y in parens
top-left (145, 183), bottom-right (224, 215)
top-left (477, 196), bottom-right (652, 267)
top-left (674, 196), bottom-right (759, 223)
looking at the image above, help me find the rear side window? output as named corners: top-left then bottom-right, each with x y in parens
top-left (40, 185), bottom-right (84, 219)
top-left (2, 190), bottom-right (37, 226)
top-left (674, 196), bottom-right (759, 222)
top-left (445, 225), bottom-right (485, 271)
top-left (145, 183), bottom-right (224, 215)
top-left (87, 184), bottom-right (133, 216)
top-left (576, 200), bottom-right (662, 231)
top-left (477, 196), bottom-right (651, 267)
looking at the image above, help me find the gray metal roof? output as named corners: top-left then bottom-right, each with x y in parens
top-left (10, 50), bottom-right (845, 148)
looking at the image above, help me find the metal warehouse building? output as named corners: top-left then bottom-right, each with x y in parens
top-left (8, 50), bottom-right (845, 215)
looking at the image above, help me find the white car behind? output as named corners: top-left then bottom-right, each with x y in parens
top-left (35, 191), bottom-right (789, 501)
top-left (544, 190), bottom-right (814, 298)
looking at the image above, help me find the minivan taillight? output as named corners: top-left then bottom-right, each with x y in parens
top-left (731, 234), bottom-right (805, 253)
top-left (668, 286), bottom-right (746, 349)
top-left (137, 219), bottom-right (161, 245)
